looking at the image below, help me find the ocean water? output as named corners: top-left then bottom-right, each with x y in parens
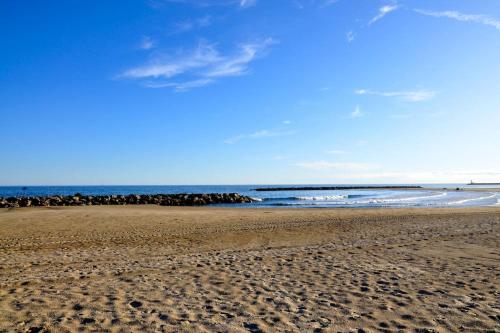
top-left (1, 184), bottom-right (499, 208)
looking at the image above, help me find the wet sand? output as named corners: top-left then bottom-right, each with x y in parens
top-left (0, 206), bottom-right (499, 332)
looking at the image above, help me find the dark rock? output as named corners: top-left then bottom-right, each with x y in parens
top-left (417, 289), bottom-right (434, 296)
top-left (81, 317), bottom-right (95, 325)
top-left (72, 303), bottom-right (83, 311)
top-left (243, 322), bottom-right (263, 333)
top-left (129, 300), bottom-right (143, 308)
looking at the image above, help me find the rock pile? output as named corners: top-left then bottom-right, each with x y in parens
top-left (0, 193), bottom-right (254, 208)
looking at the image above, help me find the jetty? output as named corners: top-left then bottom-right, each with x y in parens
top-left (254, 186), bottom-right (422, 191)
top-left (0, 193), bottom-right (255, 208)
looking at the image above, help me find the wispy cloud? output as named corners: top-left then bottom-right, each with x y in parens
top-left (296, 161), bottom-right (375, 171)
top-left (121, 38), bottom-right (274, 91)
top-left (282, 120), bottom-right (291, 125)
top-left (350, 105), bottom-right (363, 118)
top-left (139, 36), bottom-right (155, 50)
top-left (143, 78), bottom-right (215, 92)
top-left (224, 127), bottom-right (295, 144)
top-left (414, 9), bottom-right (500, 31)
top-left (171, 16), bottom-right (213, 34)
top-left (346, 31), bottom-right (355, 42)
top-left (239, 0), bottom-right (257, 8)
top-left (355, 89), bottom-right (436, 102)
top-left (369, 4), bottom-right (399, 25)
top-left (204, 39), bottom-right (274, 77)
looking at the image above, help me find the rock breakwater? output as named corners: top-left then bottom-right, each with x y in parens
top-left (0, 193), bottom-right (254, 208)
top-left (254, 186), bottom-right (422, 191)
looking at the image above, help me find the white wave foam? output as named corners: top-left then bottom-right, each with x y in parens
top-left (448, 193), bottom-right (497, 206)
top-left (250, 197), bottom-right (263, 202)
top-left (296, 195), bottom-right (348, 201)
top-left (390, 192), bottom-right (447, 202)
top-left (355, 192), bottom-right (447, 204)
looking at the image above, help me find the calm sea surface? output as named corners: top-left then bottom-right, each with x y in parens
top-left (0, 184), bottom-right (499, 208)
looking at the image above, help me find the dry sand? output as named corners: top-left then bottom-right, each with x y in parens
top-left (0, 206), bottom-right (499, 332)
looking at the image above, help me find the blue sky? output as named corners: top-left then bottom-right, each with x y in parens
top-left (1, 0), bottom-right (499, 185)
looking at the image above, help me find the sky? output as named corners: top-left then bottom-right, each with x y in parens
top-left (1, 0), bottom-right (499, 185)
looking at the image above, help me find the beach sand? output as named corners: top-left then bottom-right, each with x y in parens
top-left (0, 206), bottom-right (499, 332)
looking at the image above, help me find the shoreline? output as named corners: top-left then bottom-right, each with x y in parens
top-left (1, 186), bottom-right (499, 210)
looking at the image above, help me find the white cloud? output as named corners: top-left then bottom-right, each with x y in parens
top-left (122, 42), bottom-right (221, 79)
top-left (239, 0), bottom-right (256, 8)
top-left (172, 15), bottom-right (213, 33)
top-left (415, 9), bottom-right (500, 31)
top-left (139, 36), bottom-right (155, 50)
top-left (296, 161), bottom-right (376, 171)
top-left (350, 105), bottom-right (363, 118)
top-left (346, 31), bottom-right (355, 42)
top-left (143, 79), bottom-right (215, 92)
top-left (369, 4), bottom-right (399, 25)
top-left (225, 128), bottom-right (295, 144)
top-left (121, 38), bottom-right (274, 91)
top-left (283, 120), bottom-right (291, 125)
top-left (204, 38), bottom-right (274, 77)
top-left (355, 89), bottom-right (436, 102)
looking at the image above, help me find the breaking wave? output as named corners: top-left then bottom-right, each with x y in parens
top-left (447, 193), bottom-right (496, 206)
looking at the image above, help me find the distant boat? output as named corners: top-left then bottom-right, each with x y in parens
top-left (467, 180), bottom-right (500, 185)
top-left (21, 186), bottom-right (28, 190)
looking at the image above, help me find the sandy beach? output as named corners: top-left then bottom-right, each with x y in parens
top-left (0, 206), bottom-right (499, 332)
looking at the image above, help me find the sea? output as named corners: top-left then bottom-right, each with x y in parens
top-left (1, 184), bottom-right (499, 208)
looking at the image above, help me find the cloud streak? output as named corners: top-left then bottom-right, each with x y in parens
top-left (239, 0), bottom-right (256, 8)
top-left (415, 9), bottom-right (500, 31)
top-left (355, 89), bottom-right (436, 102)
top-left (346, 31), bottom-right (355, 42)
top-left (143, 79), bottom-right (215, 92)
top-left (121, 38), bottom-right (274, 91)
top-left (171, 16), bottom-right (213, 34)
top-left (139, 36), bottom-right (155, 50)
top-left (369, 4), bottom-right (399, 25)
